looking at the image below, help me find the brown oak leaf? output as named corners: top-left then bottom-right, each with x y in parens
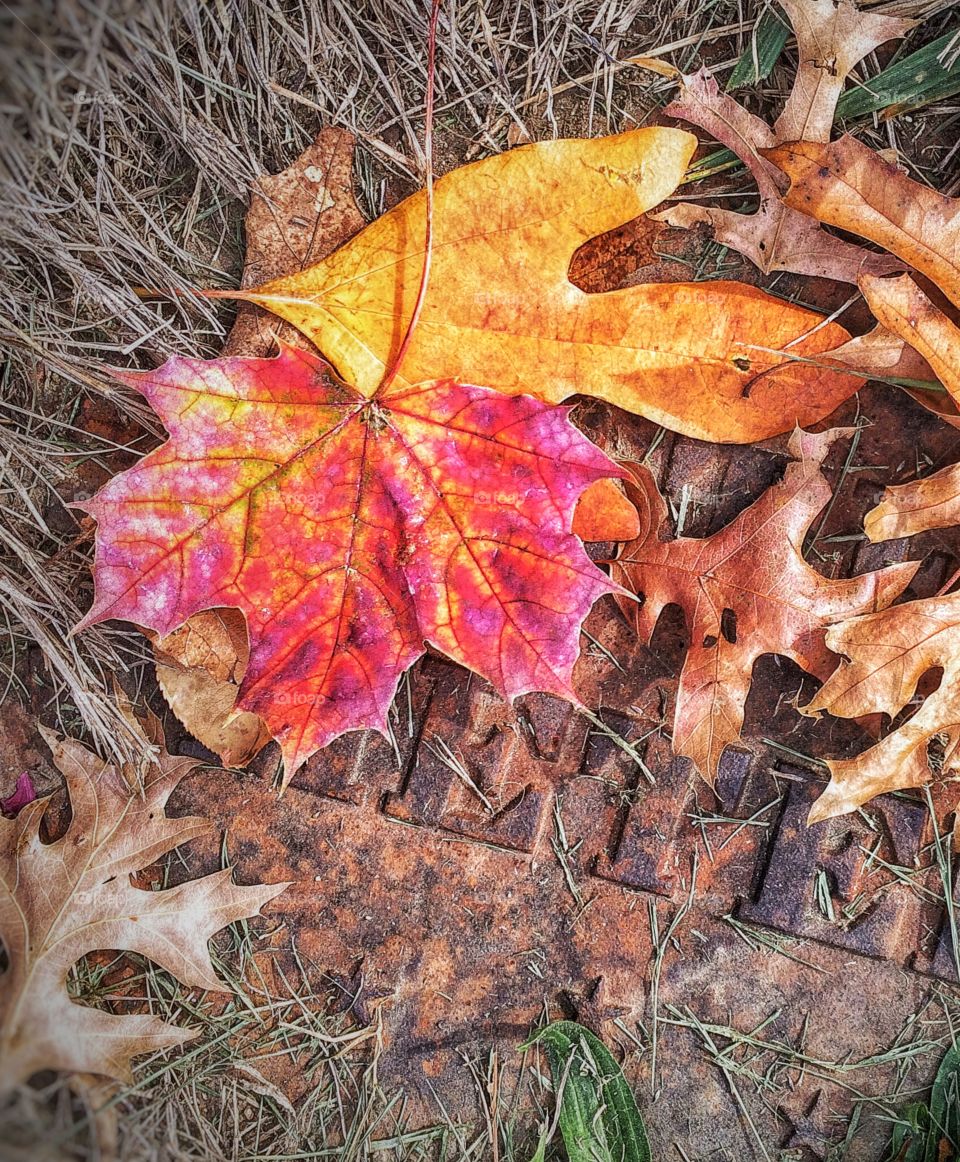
top-left (611, 428), bottom-right (918, 781)
top-left (656, 0), bottom-right (910, 282)
top-left (804, 593), bottom-right (960, 821)
top-left (0, 712), bottom-right (287, 1090)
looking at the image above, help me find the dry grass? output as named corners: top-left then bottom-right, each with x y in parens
top-left (0, 919), bottom-right (555, 1161)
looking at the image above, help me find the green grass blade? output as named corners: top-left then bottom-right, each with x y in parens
top-left (837, 29), bottom-right (960, 120)
top-left (523, 1021), bottom-right (652, 1162)
top-left (727, 6), bottom-right (790, 90)
top-left (928, 1042), bottom-right (960, 1155)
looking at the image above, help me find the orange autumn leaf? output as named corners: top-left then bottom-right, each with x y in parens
top-left (77, 344), bottom-right (624, 783)
top-left (216, 127), bottom-right (864, 444)
top-left (656, 0), bottom-right (910, 282)
top-left (804, 594), bottom-right (960, 821)
top-left (610, 429), bottom-right (917, 782)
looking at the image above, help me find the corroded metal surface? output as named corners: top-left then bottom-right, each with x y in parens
top-left (167, 377), bottom-right (960, 1157)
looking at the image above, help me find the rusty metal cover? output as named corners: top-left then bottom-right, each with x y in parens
top-left (161, 366), bottom-right (960, 1158)
top-left (99, 133), bottom-right (960, 1156)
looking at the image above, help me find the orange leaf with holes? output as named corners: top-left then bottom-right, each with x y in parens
top-left (213, 127), bottom-right (865, 444)
top-left (610, 429), bottom-right (918, 781)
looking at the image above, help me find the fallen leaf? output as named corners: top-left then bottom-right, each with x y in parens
top-left (611, 429), bottom-right (918, 781)
top-left (76, 343), bottom-right (622, 782)
top-left (158, 128), bottom-right (365, 760)
top-left (766, 134), bottom-right (960, 307)
top-left (572, 478), bottom-right (641, 542)
top-left (856, 274), bottom-right (960, 541)
top-left (215, 127), bottom-right (864, 444)
top-left (657, 73), bottom-right (903, 283)
top-left (866, 460), bottom-right (960, 543)
top-left (0, 712), bottom-right (287, 1090)
top-left (151, 609), bottom-right (273, 768)
top-left (818, 310), bottom-right (955, 429)
top-left (222, 126), bottom-right (365, 359)
top-left (656, 0), bottom-right (910, 282)
top-left (774, 0), bottom-right (913, 142)
top-left (804, 594), bottom-right (960, 821)
top-left (859, 273), bottom-right (960, 401)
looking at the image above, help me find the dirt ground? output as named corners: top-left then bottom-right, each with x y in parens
top-left (2, 0), bottom-right (960, 1159)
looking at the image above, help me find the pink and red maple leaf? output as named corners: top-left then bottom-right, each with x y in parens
top-left (79, 345), bottom-right (622, 778)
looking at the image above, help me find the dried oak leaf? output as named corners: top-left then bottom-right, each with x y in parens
top-left (857, 275), bottom-right (960, 541)
top-left (0, 714), bottom-right (287, 1090)
top-left (767, 136), bottom-right (960, 413)
top-left (76, 344), bottom-right (622, 781)
top-left (767, 137), bottom-right (960, 537)
top-left (655, 0), bottom-right (910, 282)
top-left (767, 134), bottom-right (960, 307)
top-left (214, 127), bottom-right (863, 444)
top-left (151, 609), bottom-right (273, 768)
top-left (803, 594), bottom-right (960, 821)
top-left (611, 428), bottom-right (918, 781)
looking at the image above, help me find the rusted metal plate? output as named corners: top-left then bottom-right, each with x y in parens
top-left (167, 420), bottom-right (960, 1154)
top-left (66, 134), bottom-right (960, 1156)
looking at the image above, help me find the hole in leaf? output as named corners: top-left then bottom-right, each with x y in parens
top-left (702, 633), bottom-right (718, 649)
top-left (720, 608), bottom-right (738, 644)
top-left (732, 355), bottom-right (751, 372)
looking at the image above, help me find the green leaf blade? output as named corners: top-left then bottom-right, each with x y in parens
top-left (525, 1021), bottom-right (652, 1162)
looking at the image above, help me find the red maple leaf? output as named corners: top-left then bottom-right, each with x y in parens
top-left (78, 344), bottom-right (621, 780)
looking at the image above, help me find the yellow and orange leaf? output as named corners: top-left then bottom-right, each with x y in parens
top-left (220, 128), bottom-right (864, 444)
top-left (611, 429), bottom-right (918, 781)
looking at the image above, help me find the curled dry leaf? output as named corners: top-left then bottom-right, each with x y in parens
top-left (151, 609), bottom-right (273, 768)
top-left (858, 274), bottom-right (960, 541)
top-left (866, 461), bottom-right (960, 543)
top-left (656, 0), bottom-right (910, 282)
top-left (804, 595), bottom-right (960, 821)
top-left (610, 429), bottom-right (918, 782)
top-left (76, 344), bottom-right (623, 782)
top-left (767, 134), bottom-right (960, 308)
top-left (858, 274), bottom-right (960, 403)
top-left (0, 712), bottom-right (287, 1090)
top-left (216, 127), bottom-right (864, 444)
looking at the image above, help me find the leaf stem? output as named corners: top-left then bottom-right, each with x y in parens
top-left (379, 0), bottom-right (440, 393)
